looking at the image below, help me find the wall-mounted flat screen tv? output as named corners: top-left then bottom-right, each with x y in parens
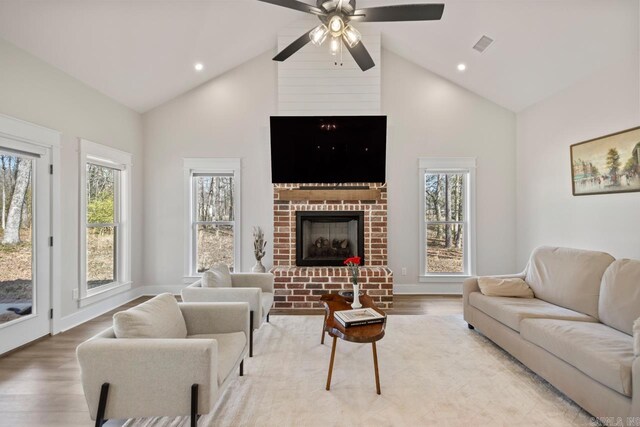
top-left (270, 115), bottom-right (387, 184)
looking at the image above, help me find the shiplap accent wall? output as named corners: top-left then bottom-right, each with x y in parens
top-left (277, 17), bottom-right (381, 115)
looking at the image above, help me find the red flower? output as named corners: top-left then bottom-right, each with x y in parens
top-left (344, 256), bottom-right (361, 266)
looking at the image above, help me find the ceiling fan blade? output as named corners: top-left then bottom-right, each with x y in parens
top-left (352, 4), bottom-right (444, 22)
top-left (273, 29), bottom-right (313, 62)
top-left (257, 0), bottom-right (326, 16)
top-left (345, 41), bottom-right (375, 72)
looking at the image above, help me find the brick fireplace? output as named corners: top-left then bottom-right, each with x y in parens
top-left (271, 183), bottom-right (393, 310)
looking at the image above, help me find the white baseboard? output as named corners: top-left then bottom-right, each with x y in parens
top-left (394, 283), bottom-right (462, 295)
top-left (141, 285), bottom-right (185, 296)
top-left (55, 287), bottom-right (145, 333)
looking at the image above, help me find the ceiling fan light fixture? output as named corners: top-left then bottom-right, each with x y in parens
top-left (343, 25), bottom-right (361, 48)
top-left (309, 24), bottom-right (329, 46)
top-left (261, 0), bottom-right (445, 72)
top-left (329, 37), bottom-right (341, 55)
top-left (329, 15), bottom-right (344, 35)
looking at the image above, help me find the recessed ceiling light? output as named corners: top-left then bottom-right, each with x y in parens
top-left (194, 63), bottom-right (204, 71)
top-left (457, 63), bottom-right (467, 72)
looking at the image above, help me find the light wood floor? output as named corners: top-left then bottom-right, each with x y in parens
top-left (0, 295), bottom-right (461, 427)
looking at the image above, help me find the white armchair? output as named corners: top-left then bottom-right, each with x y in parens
top-left (181, 272), bottom-right (274, 357)
top-left (77, 298), bottom-right (249, 427)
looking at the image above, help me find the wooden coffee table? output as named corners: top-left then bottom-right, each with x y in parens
top-left (320, 293), bottom-right (386, 394)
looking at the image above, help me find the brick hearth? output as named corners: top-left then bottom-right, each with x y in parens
top-left (271, 183), bottom-right (393, 310)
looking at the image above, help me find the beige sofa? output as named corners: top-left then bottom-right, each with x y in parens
top-left (182, 272), bottom-right (274, 357)
top-left (464, 246), bottom-right (640, 425)
top-left (77, 296), bottom-right (250, 426)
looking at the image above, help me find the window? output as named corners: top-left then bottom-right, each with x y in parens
top-left (79, 139), bottom-right (132, 306)
top-left (419, 158), bottom-right (475, 280)
top-left (86, 163), bottom-right (119, 288)
top-left (184, 158), bottom-right (241, 277)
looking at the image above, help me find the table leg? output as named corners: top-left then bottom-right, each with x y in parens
top-left (326, 336), bottom-right (337, 391)
top-left (321, 312), bottom-right (327, 344)
top-left (372, 342), bottom-right (381, 395)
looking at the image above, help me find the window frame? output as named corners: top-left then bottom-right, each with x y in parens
top-left (183, 158), bottom-right (241, 279)
top-left (418, 157), bottom-right (476, 282)
top-left (78, 139), bottom-right (132, 307)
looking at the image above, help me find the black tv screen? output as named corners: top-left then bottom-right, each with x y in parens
top-left (270, 116), bottom-right (387, 184)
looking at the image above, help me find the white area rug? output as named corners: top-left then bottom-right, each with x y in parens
top-left (124, 314), bottom-right (597, 427)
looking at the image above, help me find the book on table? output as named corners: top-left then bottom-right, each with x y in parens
top-left (334, 308), bottom-right (386, 328)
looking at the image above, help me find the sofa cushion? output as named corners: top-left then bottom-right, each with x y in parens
top-left (520, 319), bottom-right (634, 397)
top-left (188, 332), bottom-right (246, 385)
top-left (478, 277), bottom-right (534, 298)
top-left (525, 246), bottom-right (614, 319)
top-left (202, 264), bottom-right (232, 288)
top-left (469, 292), bottom-right (596, 332)
top-left (598, 259), bottom-right (640, 335)
top-left (113, 293), bottom-right (187, 339)
top-left (262, 292), bottom-right (274, 318)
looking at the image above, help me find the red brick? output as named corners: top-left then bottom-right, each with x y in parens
top-left (274, 302), bottom-right (292, 308)
top-left (293, 302), bottom-right (312, 308)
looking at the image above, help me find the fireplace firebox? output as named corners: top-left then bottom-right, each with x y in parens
top-left (296, 211), bottom-right (365, 266)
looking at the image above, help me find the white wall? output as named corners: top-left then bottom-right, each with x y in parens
top-left (142, 48), bottom-right (518, 291)
top-left (142, 51), bottom-right (278, 288)
top-left (383, 50), bottom-right (517, 291)
top-left (0, 38), bottom-right (144, 319)
top-left (516, 49), bottom-right (640, 267)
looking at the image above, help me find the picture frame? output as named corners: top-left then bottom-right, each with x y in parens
top-left (570, 126), bottom-right (640, 196)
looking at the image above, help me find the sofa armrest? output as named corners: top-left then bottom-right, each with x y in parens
top-left (179, 302), bottom-right (250, 340)
top-left (462, 278), bottom-right (480, 306)
top-left (231, 273), bottom-right (274, 293)
top-left (77, 338), bottom-right (218, 420)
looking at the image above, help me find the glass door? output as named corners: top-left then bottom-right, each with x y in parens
top-left (0, 138), bottom-right (51, 354)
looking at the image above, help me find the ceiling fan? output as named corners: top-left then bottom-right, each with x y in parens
top-left (258, 0), bottom-right (444, 71)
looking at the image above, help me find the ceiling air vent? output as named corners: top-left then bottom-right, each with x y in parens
top-left (473, 35), bottom-right (494, 53)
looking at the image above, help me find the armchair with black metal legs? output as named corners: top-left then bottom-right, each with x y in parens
top-left (77, 298), bottom-right (249, 427)
top-left (181, 272), bottom-right (275, 357)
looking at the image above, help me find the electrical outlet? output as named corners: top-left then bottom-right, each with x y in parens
top-left (72, 289), bottom-right (79, 300)
top-left (401, 268), bottom-right (407, 276)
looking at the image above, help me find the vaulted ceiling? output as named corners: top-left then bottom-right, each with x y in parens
top-left (0, 0), bottom-right (636, 113)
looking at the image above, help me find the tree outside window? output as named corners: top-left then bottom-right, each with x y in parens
top-left (86, 163), bottom-right (119, 289)
top-left (419, 157), bottom-right (476, 280)
top-left (192, 174), bottom-right (235, 273)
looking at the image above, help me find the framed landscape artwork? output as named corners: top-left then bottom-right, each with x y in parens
top-left (571, 126), bottom-right (640, 196)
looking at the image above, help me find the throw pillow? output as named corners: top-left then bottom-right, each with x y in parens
top-left (478, 277), bottom-right (534, 298)
top-left (113, 293), bottom-right (187, 339)
top-left (202, 263), bottom-right (232, 288)
top-left (634, 317), bottom-right (640, 357)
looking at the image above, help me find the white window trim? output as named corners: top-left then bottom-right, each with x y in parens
top-left (0, 114), bottom-right (63, 335)
top-left (78, 139), bottom-right (132, 307)
top-left (418, 157), bottom-right (476, 283)
top-left (183, 158), bottom-right (241, 280)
